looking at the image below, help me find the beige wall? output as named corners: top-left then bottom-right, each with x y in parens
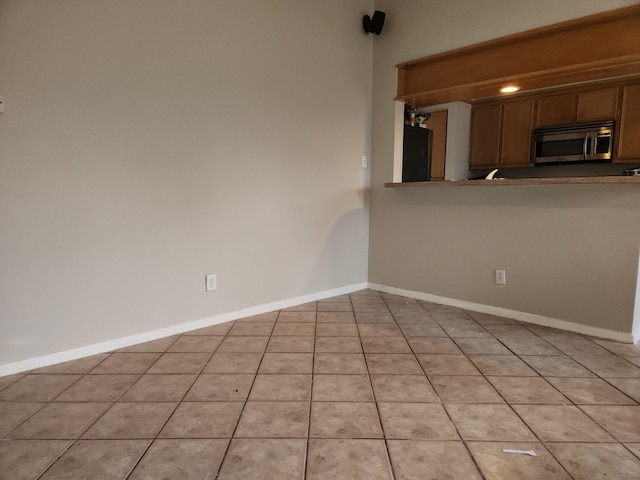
top-left (0, 0), bottom-right (373, 365)
top-left (369, 0), bottom-right (640, 335)
top-left (2, 0), bottom-right (639, 370)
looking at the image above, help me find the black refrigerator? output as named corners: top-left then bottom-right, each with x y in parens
top-left (402, 125), bottom-right (433, 182)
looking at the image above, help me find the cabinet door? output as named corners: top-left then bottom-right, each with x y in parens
top-left (501, 100), bottom-right (535, 167)
top-left (617, 84), bottom-right (640, 161)
top-left (423, 110), bottom-right (448, 180)
top-left (536, 93), bottom-right (576, 126)
top-left (577, 87), bottom-right (618, 122)
top-left (470, 104), bottom-right (501, 168)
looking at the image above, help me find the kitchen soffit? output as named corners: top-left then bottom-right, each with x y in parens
top-left (396, 5), bottom-right (640, 107)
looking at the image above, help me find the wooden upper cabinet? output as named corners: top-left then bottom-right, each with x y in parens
top-left (501, 100), bottom-right (535, 166)
top-left (617, 83), bottom-right (640, 161)
top-left (470, 104), bottom-right (501, 168)
top-left (470, 100), bottom-right (534, 169)
top-left (536, 93), bottom-right (576, 126)
top-left (536, 87), bottom-right (619, 127)
top-left (577, 87), bottom-right (618, 122)
top-left (422, 110), bottom-right (448, 180)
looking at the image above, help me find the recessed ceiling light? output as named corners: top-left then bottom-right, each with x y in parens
top-left (500, 85), bottom-right (520, 93)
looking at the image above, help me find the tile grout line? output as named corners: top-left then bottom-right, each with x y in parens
top-left (98, 332), bottom-right (217, 479)
top-left (395, 296), bottom-right (578, 480)
top-left (33, 332), bottom-right (186, 479)
top-left (302, 303), bottom-right (318, 480)
top-left (550, 334), bottom-right (640, 402)
top-left (448, 313), bottom-right (585, 479)
top-left (4, 346), bottom-right (168, 476)
top-left (362, 293), bottom-right (399, 480)
top-left (211, 313), bottom-right (277, 480)
top-left (7, 351), bottom-right (115, 441)
top-left (385, 295), bottom-right (491, 480)
top-left (25, 329), bottom-right (234, 477)
top-left (457, 310), bottom-right (578, 479)
top-left (515, 323), bottom-right (640, 444)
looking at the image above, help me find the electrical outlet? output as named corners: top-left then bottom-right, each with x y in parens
top-left (495, 270), bottom-right (506, 285)
top-left (362, 155), bottom-right (368, 168)
top-left (205, 274), bottom-right (217, 292)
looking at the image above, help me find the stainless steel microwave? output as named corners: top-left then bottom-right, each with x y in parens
top-left (533, 121), bottom-right (614, 164)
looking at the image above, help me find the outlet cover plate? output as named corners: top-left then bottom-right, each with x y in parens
top-left (206, 274), bottom-right (217, 292)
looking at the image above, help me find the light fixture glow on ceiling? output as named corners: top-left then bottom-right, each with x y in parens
top-left (500, 85), bottom-right (520, 93)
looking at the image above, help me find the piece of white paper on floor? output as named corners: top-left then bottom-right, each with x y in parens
top-left (502, 449), bottom-right (537, 456)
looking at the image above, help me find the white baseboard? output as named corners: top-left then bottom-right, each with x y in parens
top-left (0, 282), bottom-right (368, 377)
top-left (3, 280), bottom-right (634, 377)
top-left (369, 283), bottom-right (635, 344)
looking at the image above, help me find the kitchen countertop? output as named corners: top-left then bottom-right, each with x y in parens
top-left (385, 176), bottom-right (640, 187)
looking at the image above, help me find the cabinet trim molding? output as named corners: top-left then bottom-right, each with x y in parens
top-left (397, 5), bottom-right (640, 107)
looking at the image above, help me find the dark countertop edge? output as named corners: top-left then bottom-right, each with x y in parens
top-left (385, 176), bottom-right (640, 187)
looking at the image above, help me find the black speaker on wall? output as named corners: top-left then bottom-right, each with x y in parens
top-left (363, 10), bottom-right (385, 35)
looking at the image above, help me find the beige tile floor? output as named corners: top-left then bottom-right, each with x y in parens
top-left (1, 289), bottom-right (640, 479)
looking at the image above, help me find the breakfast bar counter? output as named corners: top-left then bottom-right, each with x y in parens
top-left (385, 176), bottom-right (640, 188)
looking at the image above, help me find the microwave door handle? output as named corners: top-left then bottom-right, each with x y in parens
top-left (583, 133), bottom-right (590, 160)
top-left (588, 131), bottom-right (599, 159)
